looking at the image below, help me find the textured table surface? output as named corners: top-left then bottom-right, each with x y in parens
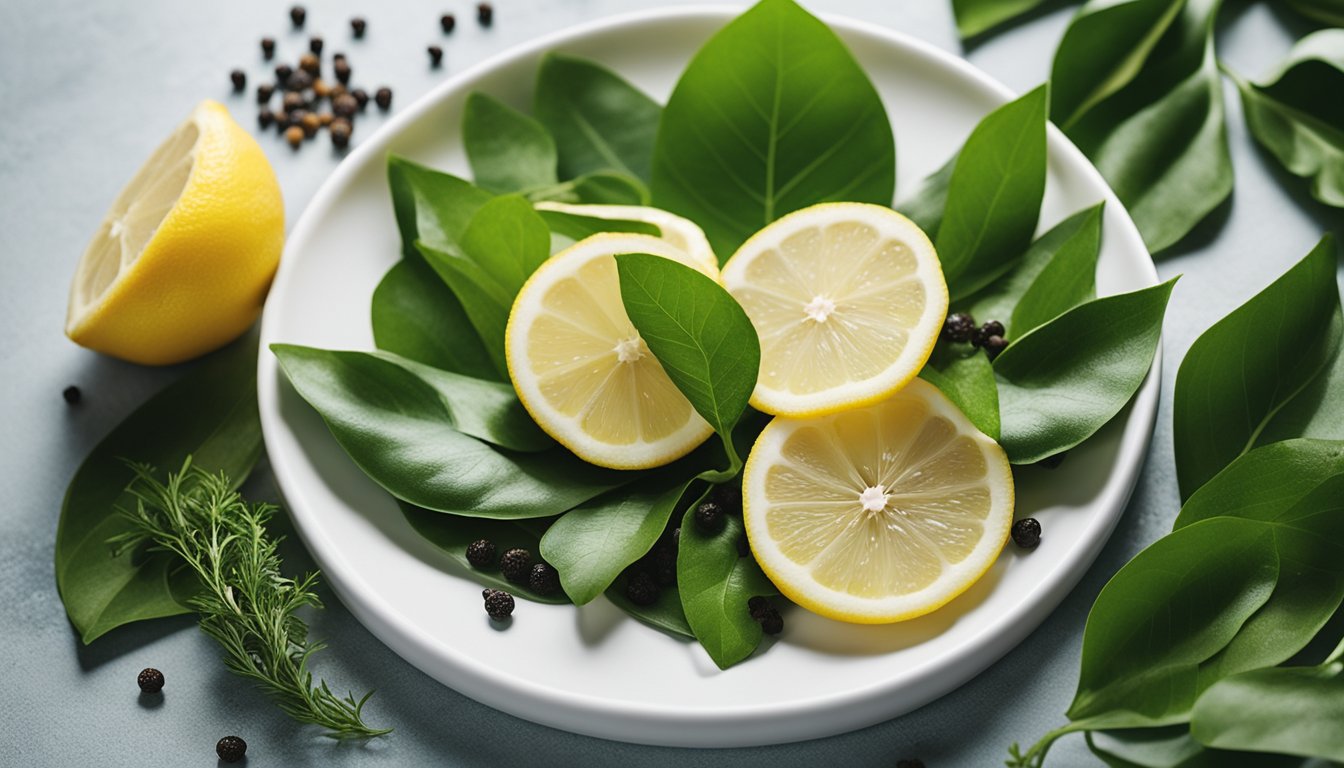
top-left (3, 1), bottom-right (1340, 765)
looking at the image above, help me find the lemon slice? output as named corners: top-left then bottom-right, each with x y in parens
top-left (743, 378), bottom-right (1013, 623)
top-left (66, 100), bottom-right (284, 365)
top-left (533, 201), bottom-right (718, 272)
top-left (506, 233), bottom-right (717, 469)
top-left (720, 203), bottom-right (948, 417)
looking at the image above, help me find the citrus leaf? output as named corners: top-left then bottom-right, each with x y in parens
top-left (951, 0), bottom-right (1053, 38)
top-left (370, 258), bottom-right (499, 381)
top-left (386, 155), bottom-right (491, 258)
top-left (921, 352), bottom-right (1001, 440)
top-left (534, 53), bottom-right (661, 183)
top-left (462, 92), bottom-right (558, 194)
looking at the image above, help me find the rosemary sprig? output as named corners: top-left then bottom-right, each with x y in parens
top-left (110, 461), bottom-right (391, 740)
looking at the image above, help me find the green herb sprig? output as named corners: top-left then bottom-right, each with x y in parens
top-left (110, 462), bottom-right (391, 740)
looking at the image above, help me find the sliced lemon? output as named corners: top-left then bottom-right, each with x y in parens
top-left (505, 233), bottom-right (717, 470)
top-left (66, 100), bottom-right (284, 365)
top-left (533, 202), bottom-right (719, 273)
top-left (743, 378), bottom-right (1013, 623)
top-left (720, 203), bottom-right (948, 417)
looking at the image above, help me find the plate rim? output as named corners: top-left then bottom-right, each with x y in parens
top-left (258, 4), bottom-right (1161, 747)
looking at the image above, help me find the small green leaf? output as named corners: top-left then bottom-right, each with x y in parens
top-left (463, 92), bottom-right (558, 194)
top-left (606, 572), bottom-right (694, 639)
top-left (994, 280), bottom-right (1175, 464)
top-left (920, 352), bottom-right (1001, 440)
top-left (615, 253), bottom-right (759, 474)
top-left (386, 155), bottom-right (492, 257)
top-left (370, 259), bottom-right (499, 380)
top-left (536, 209), bottom-right (659, 243)
top-left (677, 506), bottom-right (777, 669)
top-left (650, 0), bottom-right (895, 259)
top-left (951, 0), bottom-right (1052, 39)
top-left (56, 336), bottom-right (262, 643)
top-left (1229, 29), bottom-right (1344, 208)
top-left (529, 171), bottom-right (650, 207)
top-left (1173, 235), bottom-right (1342, 499)
top-left (534, 53), bottom-right (662, 183)
top-left (272, 343), bottom-right (625, 518)
top-left (936, 85), bottom-right (1047, 299)
top-left (1175, 439), bottom-right (1344, 531)
top-left (419, 241), bottom-right (513, 379)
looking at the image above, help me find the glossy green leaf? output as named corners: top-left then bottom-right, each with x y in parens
top-left (1173, 235), bottom-right (1342, 499)
top-left (895, 154), bottom-right (954, 237)
top-left (994, 280), bottom-right (1174, 464)
top-left (921, 352), bottom-right (1001, 440)
top-left (419, 241), bottom-right (513, 379)
top-left (1229, 30), bottom-right (1344, 208)
top-left (951, 0), bottom-right (1053, 38)
top-left (529, 171), bottom-right (650, 207)
top-left (677, 506), bottom-right (777, 669)
top-left (650, 0), bottom-right (895, 259)
top-left (534, 53), bottom-right (662, 183)
top-left (386, 155), bottom-right (492, 257)
top-left (1087, 727), bottom-right (1299, 768)
top-left (615, 253), bottom-right (759, 474)
top-left (541, 476), bottom-right (691, 605)
top-left (936, 86), bottom-right (1048, 299)
top-left (370, 258), bottom-right (499, 380)
top-left (606, 572), bottom-right (694, 639)
top-left (463, 92), bottom-right (558, 194)
top-left (400, 503), bottom-right (569, 604)
top-left (965, 202), bottom-right (1104, 338)
top-left (56, 336), bottom-right (262, 643)
top-left (1284, 0), bottom-right (1344, 25)
top-left (1175, 439), bottom-right (1344, 531)
top-left (272, 343), bottom-right (624, 518)
top-left (536, 209), bottom-right (659, 243)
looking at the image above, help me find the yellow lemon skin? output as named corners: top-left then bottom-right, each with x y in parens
top-left (66, 100), bottom-right (284, 365)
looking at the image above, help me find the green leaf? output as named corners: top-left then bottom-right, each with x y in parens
top-left (1173, 235), bottom-right (1342, 499)
top-left (895, 154), bottom-right (954, 237)
top-left (951, 0), bottom-right (1052, 38)
top-left (534, 53), bottom-right (662, 183)
top-left (1064, 0), bottom-right (1231, 253)
top-left (1087, 727), bottom-right (1298, 768)
top-left (920, 352), bottom-right (1001, 440)
top-left (399, 503), bottom-right (569, 604)
top-left (56, 336), bottom-right (262, 643)
top-left (529, 171), bottom-right (650, 207)
top-left (541, 476), bottom-right (691, 605)
top-left (370, 259), bottom-right (499, 380)
top-left (1229, 29), bottom-right (1344, 208)
top-left (650, 0), bottom-right (895, 259)
top-left (419, 241), bottom-right (513, 379)
top-left (272, 343), bottom-right (624, 518)
top-left (1191, 634), bottom-right (1344, 762)
top-left (536, 209), bottom-right (659, 243)
top-left (936, 85), bottom-right (1048, 299)
top-left (677, 506), bottom-right (777, 669)
top-left (1175, 439), bottom-right (1344, 531)
top-left (615, 253), bottom-right (759, 474)
top-left (1284, 0), bottom-right (1344, 25)
top-left (965, 202), bottom-right (1104, 338)
top-left (994, 279), bottom-right (1175, 464)
top-left (463, 92), bottom-right (559, 194)
top-left (606, 572), bottom-right (694, 639)
top-left (386, 155), bottom-right (492, 257)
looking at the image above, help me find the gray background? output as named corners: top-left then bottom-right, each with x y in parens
top-left (2, 0), bottom-right (1340, 765)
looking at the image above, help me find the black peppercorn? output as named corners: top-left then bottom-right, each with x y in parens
top-left (694, 500), bottom-right (726, 534)
top-left (625, 571), bottom-right (659, 606)
top-left (374, 86), bottom-right (393, 110)
top-left (333, 58), bottom-right (352, 84)
top-left (351, 88), bottom-right (370, 110)
top-left (216, 735), bottom-right (247, 763)
top-left (136, 667), bottom-right (164, 693)
top-left (273, 110), bottom-right (289, 132)
top-left (350, 17), bottom-right (367, 38)
top-left (1038, 451), bottom-right (1067, 469)
top-left (758, 607), bottom-right (784, 635)
top-left (896, 760), bottom-right (926, 768)
top-left (298, 52), bottom-right (320, 77)
top-left (1011, 517), bottom-right (1042, 549)
top-left (330, 119), bottom-right (352, 149)
top-left (300, 112), bottom-right (321, 138)
top-left (477, 2), bottom-right (494, 26)
top-left (529, 563), bottom-right (561, 596)
top-left (229, 69), bottom-right (246, 93)
top-left (285, 124), bottom-right (304, 149)
top-left (465, 538), bottom-right (495, 568)
top-left (982, 334), bottom-right (1008, 361)
top-left (256, 83), bottom-right (275, 104)
top-left (441, 13), bottom-right (457, 33)
top-left (260, 37), bottom-right (276, 60)
top-left (274, 63), bottom-right (293, 83)
top-left (428, 45), bottom-right (444, 67)
top-left (282, 91), bottom-right (306, 111)
top-left (309, 36), bottom-right (323, 55)
top-left (499, 547), bottom-right (532, 584)
top-left (286, 69), bottom-right (313, 92)
top-left (289, 5), bottom-right (306, 27)
top-left (332, 93), bottom-right (358, 118)
top-left (257, 108), bottom-right (275, 129)
top-left (483, 588), bottom-right (515, 620)
top-left (747, 595), bottom-right (770, 619)
top-left (974, 319), bottom-right (1006, 348)
top-left (62, 385), bottom-right (81, 405)
top-left (942, 312), bottom-right (976, 344)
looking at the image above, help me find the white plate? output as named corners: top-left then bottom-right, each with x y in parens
top-left (258, 6), bottom-right (1159, 748)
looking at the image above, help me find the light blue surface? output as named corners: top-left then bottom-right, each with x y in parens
top-left (2, 1), bottom-right (1341, 765)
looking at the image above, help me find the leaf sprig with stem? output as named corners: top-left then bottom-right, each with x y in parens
top-left (110, 461), bottom-right (391, 740)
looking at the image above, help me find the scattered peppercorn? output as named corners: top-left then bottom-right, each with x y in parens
top-left (333, 57), bottom-right (352, 84)
top-left (285, 124), bottom-right (304, 149)
top-left (309, 36), bottom-right (324, 55)
top-left (273, 110), bottom-right (289, 132)
top-left (319, 112), bottom-right (334, 127)
top-left (440, 13), bottom-right (457, 33)
top-left (477, 2), bottom-right (494, 26)
top-left (300, 111), bottom-right (321, 138)
top-left (350, 17), bottom-right (367, 38)
top-left (332, 92), bottom-right (358, 118)
top-left (757, 606), bottom-right (784, 635)
top-left (282, 91), bottom-right (306, 111)
top-left (694, 500), bottom-right (726, 534)
top-left (257, 108), bottom-right (275, 129)
top-left (483, 588), bottom-right (515, 620)
top-left (274, 63), bottom-right (293, 83)
top-left (229, 69), bottom-right (246, 93)
top-left (427, 45), bottom-right (444, 67)
top-left (1038, 451), bottom-right (1067, 469)
top-left (312, 78), bottom-right (331, 99)
top-left (256, 83), bottom-right (275, 104)
top-left (466, 539), bottom-right (495, 568)
top-left (136, 667), bottom-right (164, 693)
top-left (299, 52), bottom-right (320, 76)
top-left (289, 5), bottom-right (306, 28)
top-left (896, 760), bottom-right (926, 768)
top-left (374, 86), bottom-right (393, 110)
top-left (260, 37), bottom-right (276, 60)
top-left (942, 312), bottom-right (976, 344)
top-left (62, 385), bottom-right (81, 405)
top-left (287, 107), bottom-right (309, 128)
top-left (747, 595), bottom-right (770, 619)
top-left (1011, 517), bottom-right (1042, 549)
top-left (216, 735), bottom-right (247, 763)
top-left (625, 570), bottom-right (659, 606)
top-left (982, 334), bottom-right (1008, 361)
top-left (529, 563), bottom-right (561, 595)
top-left (351, 88), bottom-right (370, 110)
top-left (974, 319), bottom-right (1006, 347)
top-left (286, 68), bottom-right (313, 92)
top-left (499, 547), bottom-right (533, 584)
top-left (330, 119), bottom-right (352, 149)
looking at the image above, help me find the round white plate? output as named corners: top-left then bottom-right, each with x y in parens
top-left (258, 6), bottom-right (1159, 748)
